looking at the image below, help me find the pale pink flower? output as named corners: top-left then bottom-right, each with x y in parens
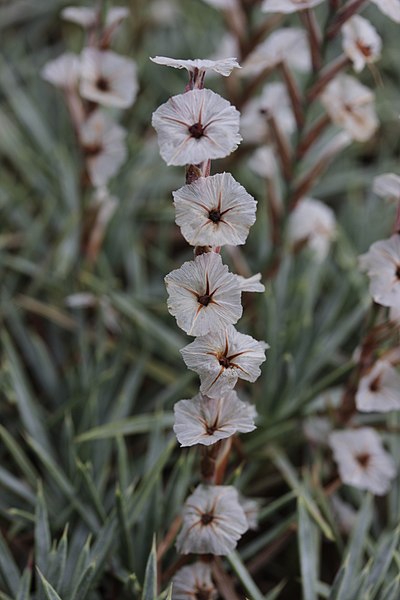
top-left (180, 325), bottom-right (268, 399)
top-left (287, 197), bottom-right (336, 261)
top-left (262, 0), bottom-right (325, 13)
top-left (165, 252), bottom-right (242, 336)
top-left (359, 235), bottom-right (400, 308)
top-left (356, 360), bottom-right (400, 412)
top-left (235, 273), bottom-right (265, 293)
top-left (79, 110), bottom-right (127, 187)
top-left (61, 6), bottom-right (129, 28)
top-left (329, 428), bottom-right (396, 495)
top-left (176, 485), bottom-right (248, 555)
top-left (152, 89), bottom-right (241, 166)
top-left (150, 56), bottom-right (240, 78)
top-left (248, 146), bottom-right (278, 180)
top-left (371, 0), bottom-right (400, 23)
top-left (173, 390), bottom-right (256, 446)
top-left (320, 75), bottom-right (378, 142)
top-left (241, 82), bottom-right (295, 144)
top-left (342, 16), bottom-right (381, 73)
top-left (240, 496), bottom-right (259, 530)
top-left (373, 173), bottom-right (400, 201)
top-left (172, 562), bottom-right (217, 600)
top-left (173, 173), bottom-right (257, 246)
top-left (242, 28), bottom-right (311, 76)
top-left (41, 53), bottom-right (80, 90)
top-left (80, 48), bottom-right (138, 108)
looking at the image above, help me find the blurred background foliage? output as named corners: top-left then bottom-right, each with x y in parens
top-left (1, 0), bottom-right (400, 598)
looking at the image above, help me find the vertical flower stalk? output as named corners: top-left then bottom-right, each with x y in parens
top-left (41, 4), bottom-right (138, 262)
top-left (151, 57), bottom-right (268, 592)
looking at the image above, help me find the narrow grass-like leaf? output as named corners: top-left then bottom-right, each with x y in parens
top-left (227, 551), bottom-right (265, 600)
top-left (142, 536), bottom-right (157, 600)
top-left (0, 424), bottom-right (39, 487)
top-left (70, 563), bottom-right (96, 600)
top-left (47, 525), bottom-right (68, 593)
top-left (116, 484), bottom-right (134, 572)
top-left (76, 412), bottom-right (174, 443)
top-left (264, 580), bottom-right (287, 600)
top-left (298, 497), bottom-right (318, 600)
top-left (16, 567), bottom-right (32, 600)
top-left (36, 569), bottom-right (63, 600)
top-left (0, 531), bottom-right (20, 596)
top-left (35, 481), bottom-right (51, 572)
top-left (76, 461), bottom-right (107, 523)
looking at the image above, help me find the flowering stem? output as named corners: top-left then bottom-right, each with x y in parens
top-left (267, 114), bottom-right (293, 181)
top-left (301, 9), bottom-right (322, 73)
top-left (280, 62), bottom-right (305, 130)
top-left (296, 113), bottom-right (331, 158)
top-left (307, 54), bottom-right (350, 102)
top-left (326, 0), bottom-right (368, 40)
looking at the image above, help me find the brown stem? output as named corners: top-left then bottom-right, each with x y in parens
top-left (200, 442), bottom-right (221, 482)
top-left (307, 54), bottom-right (350, 102)
top-left (267, 179), bottom-right (282, 247)
top-left (297, 113), bottom-right (331, 158)
top-left (326, 0), bottom-right (368, 40)
top-left (161, 555), bottom-right (191, 584)
top-left (157, 515), bottom-right (182, 561)
top-left (302, 9), bottom-right (322, 73)
top-left (212, 557), bottom-right (242, 600)
top-left (214, 438), bottom-right (233, 484)
top-left (237, 65), bottom-right (275, 109)
top-left (267, 114), bottom-right (292, 182)
top-left (280, 62), bottom-right (305, 131)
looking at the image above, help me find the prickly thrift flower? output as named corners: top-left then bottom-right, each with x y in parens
top-left (359, 234), bottom-right (400, 308)
top-left (172, 562), bottom-right (218, 600)
top-left (342, 15), bottom-right (382, 73)
top-left (80, 48), bottom-right (138, 108)
top-left (181, 325), bottom-right (268, 398)
top-left (329, 428), bottom-right (396, 496)
top-left (356, 360), bottom-right (400, 412)
top-left (173, 173), bottom-right (257, 246)
top-left (41, 53), bottom-right (80, 90)
top-left (242, 28), bottom-right (311, 75)
top-left (150, 56), bottom-right (240, 81)
top-left (176, 485), bottom-right (248, 555)
top-left (321, 75), bottom-right (378, 142)
top-left (173, 390), bottom-right (256, 446)
top-left (165, 252), bottom-right (243, 336)
top-left (152, 89), bottom-right (241, 166)
top-left (235, 273), bottom-right (265, 293)
top-left (79, 110), bottom-right (127, 187)
top-left (287, 197), bottom-right (336, 261)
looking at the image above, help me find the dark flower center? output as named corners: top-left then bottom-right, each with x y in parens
top-left (219, 356), bottom-right (231, 368)
top-left (96, 76), bottom-right (110, 92)
top-left (208, 209), bottom-right (221, 223)
top-left (195, 588), bottom-right (213, 600)
top-left (188, 122), bottom-right (204, 139)
top-left (84, 144), bottom-right (102, 157)
top-left (356, 40), bottom-right (372, 57)
top-left (198, 294), bottom-right (212, 306)
top-left (356, 453), bottom-right (370, 468)
top-left (396, 264), bottom-right (400, 279)
top-left (369, 375), bottom-right (381, 392)
top-left (201, 512), bottom-right (214, 525)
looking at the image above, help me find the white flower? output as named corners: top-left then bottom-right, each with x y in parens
top-left (41, 53), bottom-right (80, 90)
top-left (261, 0), bottom-right (325, 13)
top-left (373, 173), bottom-right (400, 201)
top-left (235, 273), bottom-right (265, 293)
top-left (152, 89), bottom-right (241, 166)
top-left (176, 485), bottom-right (248, 555)
top-left (79, 110), bottom-right (127, 187)
top-left (80, 48), bottom-right (138, 109)
top-left (359, 235), bottom-right (400, 308)
top-left (180, 325), bottom-right (268, 399)
top-left (242, 28), bottom-right (311, 76)
top-left (150, 56), bottom-right (240, 78)
top-left (287, 197), bottom-right (336, 261)
top-left (165, 252), bottom-right (242, 336)
top-left (241, 82), bottom-right (295, 144)
top-left (320, 75), bottom-right (378, 142)
top-left (371, 0), bottom-right (400, 23)
top-left (173, 172), bottom-right (257, 246)
top-left (173, 390), bottom-right (256, 446)
top-left (61, 6), bottom-right (129, 28)
top-left (356, 360), bottom-right (400, 413)
top-left (248, 146), bottom-right (278, 180)
top-left (172, 563), bottom-right (217, 600)
top-left (240, 496), bottom-right (259, 530)
top-left (342, 16), bottom-right (382, 73)
top-left (329, 428), bottom-right (396, 495)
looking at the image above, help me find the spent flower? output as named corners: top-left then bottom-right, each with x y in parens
top-left (342, 15), bottom-right (382, 73)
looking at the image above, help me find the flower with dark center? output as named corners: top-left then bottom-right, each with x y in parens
top-left (189, 122), bottom-right (204, 138)
top-left (356, 359), bottom-right (400, 412)
top-left (208, 209), bottom-right (221, 223)
top-left (96, 76), bottom-right (110, 91)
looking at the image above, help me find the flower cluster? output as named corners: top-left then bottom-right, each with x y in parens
top-left (152, 57), bottom-right (267, 587)
top-left (41, 5), bottom-right (138, 259)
